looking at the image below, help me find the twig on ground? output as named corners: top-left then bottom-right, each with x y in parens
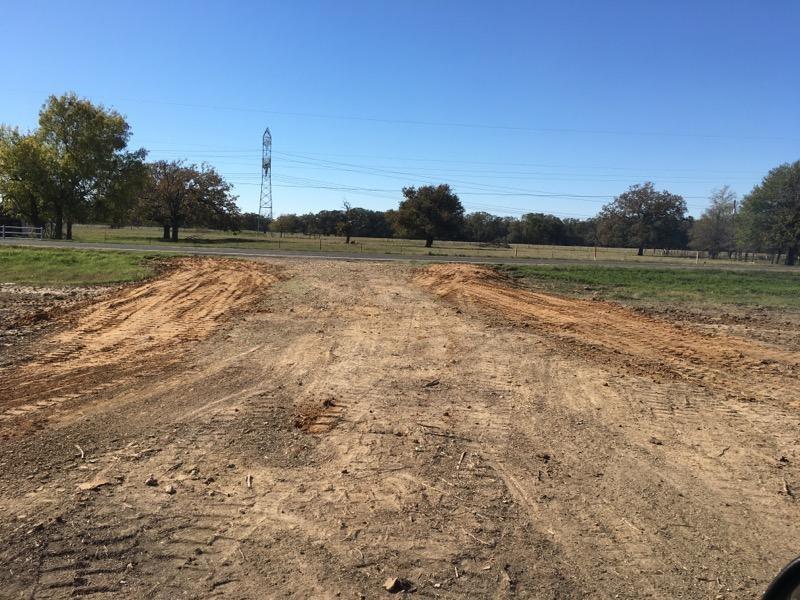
top-left (75, 444), bottom-right (84, 460)
top-left (621, 518), bottom-right (640, 532)
top-left (461, 527), bottom-right (494, 546)
top-left (456, 451), bottom-right (467, 470)
top-left (423, 431), bottom-right (474, 442)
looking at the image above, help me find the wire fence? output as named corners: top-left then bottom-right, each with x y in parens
top-left (23, 224), bottom-right (791, 266)
top-left (0, 225), bottom-right (43, 240)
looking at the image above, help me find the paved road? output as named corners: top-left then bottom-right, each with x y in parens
top-left (1, 237), bottom-right (794, 271)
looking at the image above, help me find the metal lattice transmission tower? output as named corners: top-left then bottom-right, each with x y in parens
top-left (258, 128), bottom-right (272, 231)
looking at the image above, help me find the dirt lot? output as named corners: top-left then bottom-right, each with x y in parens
top-left (0, 257), bottom-right (798, 599)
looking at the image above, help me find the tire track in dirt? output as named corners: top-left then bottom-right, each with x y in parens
top-left (0, 258), bottom-right (279, 425)
top-left (415, 264), bottom-right (799, 403)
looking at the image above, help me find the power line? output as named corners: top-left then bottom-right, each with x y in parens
top-left (233, 165), bottom-right (713, 207)
top-left (142, 143), bottom-right (768, 179)
top-left (144, 143), bottom-right (767, 177)
top-left (229, 177), bottom-right (709, 214)
top-left (6, 89), bottom-right (794, 142)
top-left (135, 142), bottom-right (766, 207)
top-left (271, 148), bottom-right (770, 176)
top-left (135, 140), bottom-right (753, 215)
top-left (276, 162), bottom-right (755, 185)
top-left (268, 152), bottom-right (716, 200)
top-left (92, 93), bottom-right (800, 142)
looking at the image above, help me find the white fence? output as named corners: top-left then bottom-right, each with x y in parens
top-left (0, 225), bottom-right (43, 239)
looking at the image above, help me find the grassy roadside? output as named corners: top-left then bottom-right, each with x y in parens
top-left (0, 246), bottom-right (160, 285)
top-left (501, 264), bottom-right (800, 308)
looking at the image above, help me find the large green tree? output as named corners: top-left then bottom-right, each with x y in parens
top-left (395, 184), bottom-right (464, 247)
top-left (508, 213), bottom-right (566, 245)
top-left (348, 207), bottom-right (392, 238)
top-left (464, 211), bottom-right (509, 243)
top-left (269, 213), bottom-right (303, 236)
top-left (37, 93), bottom-right (145, 239)
top-left (138, 160), bottom-right (240, 242)
top-left (338, 201), bottom-right (354, 243)
top-left (91, 149), bottom-right (149, 227)
top-left (239, 212), bottom-right (271, 233)
top-left (597, 182), bottom-right (688, 255)
top-left (0, 128), bottom-right (55, 229)
top-left (562, 217), bottom-right (597, 246)
top-left (738, 161), bottom-right (800, 265)
top-left (689, 186), bottom-right (736, 258)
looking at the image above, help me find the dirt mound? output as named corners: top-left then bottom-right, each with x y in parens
top-left (0, 258), bottom-right (279, 423)
top-left (416, 263), bottom-right (799, 401)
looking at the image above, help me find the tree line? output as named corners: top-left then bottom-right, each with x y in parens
top-left (258, 200), bottom-right (595, 247)
top-left (2, 94), bottom-right (798, 264)
top-left (257, 175), bottom-right (800, 265)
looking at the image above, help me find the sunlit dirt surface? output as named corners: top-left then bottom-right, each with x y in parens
top-left (0, 259), bottom-right (797, 598)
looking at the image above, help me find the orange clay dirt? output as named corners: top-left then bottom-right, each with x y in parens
top-left (0, 258), bottom-right (798, 599)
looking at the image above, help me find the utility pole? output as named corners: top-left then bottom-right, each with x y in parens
top-left (257, 128), bottom-right (272, 233)
top-left (732, 197), bottom-right (737, 260)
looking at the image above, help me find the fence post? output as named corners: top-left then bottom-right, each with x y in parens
top-left (1, 225), bottom-right (4, 239)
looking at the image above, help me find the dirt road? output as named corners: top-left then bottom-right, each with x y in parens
top-left (0, 259), bottom-right (798, 598)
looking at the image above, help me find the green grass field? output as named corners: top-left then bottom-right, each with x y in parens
top-left (0, 246), bottom-right (159, 285)
top-left (71, 224), bottom-right (771, 265)
top-left (502, 265), bottom-right (800, 308)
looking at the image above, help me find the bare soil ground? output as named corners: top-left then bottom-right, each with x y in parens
top-left (0, 258), bottom-right (798, 599)
top-left (0, 284), bottom-right (109, 368)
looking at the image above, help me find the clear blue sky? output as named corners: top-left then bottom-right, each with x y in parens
top-left (2, 0), bottom-right (798, 219)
